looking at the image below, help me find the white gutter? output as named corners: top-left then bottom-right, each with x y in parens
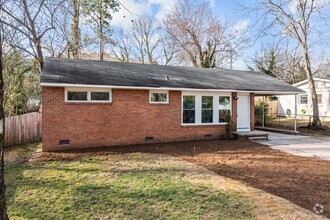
top-left (40, 82), bottom-right (303, 95)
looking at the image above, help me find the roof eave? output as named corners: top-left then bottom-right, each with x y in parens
top-left (40, 82), bottom-right (303, 95)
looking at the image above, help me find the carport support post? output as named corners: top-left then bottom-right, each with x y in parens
top-left (294, 94), bottom-right (297, 132)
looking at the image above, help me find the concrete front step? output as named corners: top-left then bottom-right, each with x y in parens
top-left (234, 131), bottom-right (269, 141)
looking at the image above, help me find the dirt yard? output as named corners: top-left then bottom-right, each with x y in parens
top-left (60, 139), bottom-right (330, 218)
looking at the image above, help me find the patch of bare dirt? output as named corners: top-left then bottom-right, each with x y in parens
top-left (41, 139), bottom-right (330, 218)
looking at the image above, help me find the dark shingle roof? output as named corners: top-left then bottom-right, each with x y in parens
top-left (41, 57), bottom-right (303, 94)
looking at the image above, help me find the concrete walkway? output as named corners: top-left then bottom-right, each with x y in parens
top-left (254, 131), bottom-right (330, 161)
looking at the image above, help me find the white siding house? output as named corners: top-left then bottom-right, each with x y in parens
top-left (278, 78), bottom-right (330, 117)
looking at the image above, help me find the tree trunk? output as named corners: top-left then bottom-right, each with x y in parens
top-left (35, 38), bottom-right (44, 71)
top-left (71, 0), bottom-right (80, 59)
top-left (98, 1), bottom-right (103, 61)
top-left (0, 28), bottom-right (9, 220)
top-left (302, 44), bottom-right (321, 126)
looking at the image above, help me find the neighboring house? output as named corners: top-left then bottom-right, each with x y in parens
top-left (278, 78), bottom-right (330, 117)
top-left (40, 58), bottom-right (301, 151)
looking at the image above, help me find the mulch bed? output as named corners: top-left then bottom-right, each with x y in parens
top-left (44, 139), bottom-right (330, 218)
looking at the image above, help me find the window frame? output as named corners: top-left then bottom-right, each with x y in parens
top-left (65, 87), bottom-right (112, 103)
top-left (182, 95), bottom-right (196, 124)
top-left (181, 91), bottom-right (232, 126)
top-left (149, 90), bottom-right (169, 104)
top-left (299, 94), bottom-right (308, 105)
top-left (201, 96), bottom-right (213, 123)
top-left (218, 96), bottom-right (231, 123)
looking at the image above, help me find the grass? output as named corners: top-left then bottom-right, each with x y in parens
top-left (5, 147), bottom-right (253, 219)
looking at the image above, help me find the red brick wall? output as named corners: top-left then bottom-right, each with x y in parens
top-left (43, 88), bottom-right (248, 151)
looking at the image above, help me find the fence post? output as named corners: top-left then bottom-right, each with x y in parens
top-left (262, 96), bottom-right (265, 127)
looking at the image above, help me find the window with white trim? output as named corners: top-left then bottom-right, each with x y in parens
top-left (182, 92), bottom-right (232, 125)
top-left (202, 96), bottom-right (213, 123)
top-left (149, 90), bottom-right (169, 104)
top-left (67, 91), bottom-right (88, 101)
top-left (300, 94), bottom-right (307, 104)
top-left (219, 96), bottom-right (231, 122)
top-left (65, 88), bottom-right (112, 102)
top-left (182, 96), bottom-right (195, 124)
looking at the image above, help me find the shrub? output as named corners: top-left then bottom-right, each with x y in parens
top-left (225, 111), bottom-right (235, 140)
top-left (254, 101), bottom-right (270, 126)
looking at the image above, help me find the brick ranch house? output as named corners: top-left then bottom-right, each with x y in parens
top-left (40, 58), bottom-right (302, 151)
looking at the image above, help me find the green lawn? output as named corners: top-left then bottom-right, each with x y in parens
top-left (5, 147), bottom-right (253, 219)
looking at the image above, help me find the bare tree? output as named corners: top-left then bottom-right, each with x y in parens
top-left (253, 43), bottom-right (306, 84)
top-left (71, 0), bottom-right (80, 58)
top-left (160, 35), bottom-right (179, 65)
top-left (0, 0), bottom-right (64, 71)
top-left (130, 17), bottom-right (161, 64)
top-left (249, 0), bottom-right (330, 126)
top-left (163, 0), bottom-right (230, 68)
top-left (112, 28), bottom-right (131, 62)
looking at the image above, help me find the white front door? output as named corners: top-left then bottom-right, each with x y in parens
top-left (237, 95), bottom-right (250, 131)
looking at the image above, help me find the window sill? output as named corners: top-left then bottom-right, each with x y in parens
top-left (181, 123), bottom-right (228, 127)
top-left (149, 102), bottom-right (169, 104)
top-left (65, 101), bottom-right (112, 104)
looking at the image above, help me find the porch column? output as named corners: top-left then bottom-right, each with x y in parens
top-left (250, 93), bottom-right (255, 131)
top-left (232, 92), bottom-right (238, 131)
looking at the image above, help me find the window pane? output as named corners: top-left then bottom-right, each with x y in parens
top-left (202, 96), bottom-right (213, 123)
top-left (202, 110), bottom-right (213, 123)
top-left (219, 96), bottom-right (230, 109)
top-left (183, 96), bottom-right (195, 109)
top-left (219, 96), bottom-right (230, 122)
top-left (91, 92), bottom-right (110, 101)
top-left (202, 96), bottom-right (213, 109)
top-left (67, 91), bottom-right (87, 101)
top-left (151, 93), bottom-right (167, 102)
top-left (317, 94), bottom-right (322, 104)
top-left (300, 95), bottom-right (307, 104)
top-left (183, 110), bottom-right (195, 124)
top-left (183, 96), bottom-right (195, 124)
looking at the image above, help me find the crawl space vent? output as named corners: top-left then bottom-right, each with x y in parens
top-left (59, 140), bottom-right (70, 145)
top-left (145, 137), bottom-right (154, 142)
top-left (204, 134), bottom-right (212, 140)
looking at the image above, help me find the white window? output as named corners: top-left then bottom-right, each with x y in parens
top-left (300, 94), bottom-right (308, 104)
top-left (202, 96), bottom-right (213, 123)
top-left (182, 95), bottom-right (196, 124)
top-left (67, 91), bottom-right (88, 101)
top-left (182, 92), bottom-right (231, 125)
top-left (65, 88), bottom-right (112, 102)
top-left (149, 90), bottom-right (169, 104)
top-left (219, 96), bottom-right (231, 123)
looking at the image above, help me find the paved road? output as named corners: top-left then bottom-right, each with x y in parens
top-left (254, 132), bottom-right (330, 161)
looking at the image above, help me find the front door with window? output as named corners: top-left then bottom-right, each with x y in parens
top-left (237, 95), bottom-right (250, 131)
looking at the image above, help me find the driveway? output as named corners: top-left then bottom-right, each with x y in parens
top-left (254, 131), bottom-right (330, 161)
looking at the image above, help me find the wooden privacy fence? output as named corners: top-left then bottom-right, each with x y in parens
top-left (3, 112), bottom-right (42, 147)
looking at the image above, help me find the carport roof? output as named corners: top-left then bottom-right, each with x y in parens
top-left (41, 58), bottom-right (303, 94)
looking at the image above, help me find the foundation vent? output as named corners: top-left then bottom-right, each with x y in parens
top-left (59, 140), bottom-right (70, 145)
top-left (204, 134), bottom-right (212, 140)
top-left (145, 137), bottom-right (154, 142)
